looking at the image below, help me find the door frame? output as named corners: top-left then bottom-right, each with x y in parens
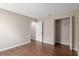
top-left (54, 16), bottom-right (74, 50)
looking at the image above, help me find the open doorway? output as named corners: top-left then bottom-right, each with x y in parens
top-left (31, 21), bottom-right (43, 42)
top-left (31, 21), bottom-right (36, 41)
top-left (54, 16), bottom-right (75, 50)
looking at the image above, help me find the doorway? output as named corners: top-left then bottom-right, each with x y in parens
top-left (54, 16), bottom-right (74, 50)
top-left (31, 21), bottom-right (43, 42)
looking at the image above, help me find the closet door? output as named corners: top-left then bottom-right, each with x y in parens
top-left (36, 21), bottom-right (43, 42)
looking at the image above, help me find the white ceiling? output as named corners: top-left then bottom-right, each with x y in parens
top-left (0, 3), bottom-right (79, 18)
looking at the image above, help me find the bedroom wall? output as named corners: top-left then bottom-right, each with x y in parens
top-left (42, 9), bottom-right (79, 55)
top-left (0, 9), bottom-right (33, 51)
top-left (42, 10), bottom-right (76, 45)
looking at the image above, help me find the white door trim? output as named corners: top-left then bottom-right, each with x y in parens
top-left (70, 16), bottom-right (73, 50)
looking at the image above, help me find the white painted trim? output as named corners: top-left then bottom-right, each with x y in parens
top-left (55, 41), bottom-right (70, 46)
top-left (78, 51), bottom-right (79, 56)
top-left (0, 41), bottom-right (31, 52)
top-left (70, 16), bottom-right (73, 50)
top-left (78, 53), bottom-right (79, 56)
top-left (76, 49), bottom-right (79, 56)
top-left (74, 48), bottom-right (78, 51)
top-left (56, 41), bottom-right (77, 51)
top-left (36, 39), bottom-right (42, 42)
top-left (43, 41), bottom-right (54, 45)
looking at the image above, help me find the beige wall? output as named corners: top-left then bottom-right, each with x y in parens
top-left (0, 7), bottom-right (79, 55)
top-left (42, 9), bottom-right (79, 55)
top-left (43, 18), bottom-right (54, 44)
top-left (0, 9), bottom-right (33, 51)
top-left (42, 11), bottom-right (76, 45)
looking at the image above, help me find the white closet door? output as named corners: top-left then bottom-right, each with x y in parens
top-left (36, 21), bottom-right (42, 42)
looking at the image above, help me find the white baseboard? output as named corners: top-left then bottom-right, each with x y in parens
top-left (0, 41), bottom-right (31, 52)
top-left (76, 48), bottom-right (79, 56)
top-left (76, 49), bottom-right (79, 56)
top-left (78, 53), bottom-right (79, 56)
top-left (74, 48), bottom-right (77, 51)
top-left (43, 41), bottom-right (54, 45)
top-left (36, 40), bottom-right (42, 42)
top-left (55, 41), bottom-right (70, 46)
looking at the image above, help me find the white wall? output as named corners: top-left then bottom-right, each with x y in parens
top-left (42, 10), bottom-right (76, 45)
top-left (43, 18), bottom-right (54, 44)
top-left (0, 9), bottom-right (33, 51)
top-left (42, 9), bottom-right (79, 55)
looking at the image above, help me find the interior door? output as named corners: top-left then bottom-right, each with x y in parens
top-left (36, 21), bottom-right (43, 42)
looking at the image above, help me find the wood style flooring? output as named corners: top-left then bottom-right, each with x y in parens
top-left (0, 40), bottom-right (77, 56)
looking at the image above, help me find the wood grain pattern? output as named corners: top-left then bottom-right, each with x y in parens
top-left (0, 40), bottom-right (77, 56)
